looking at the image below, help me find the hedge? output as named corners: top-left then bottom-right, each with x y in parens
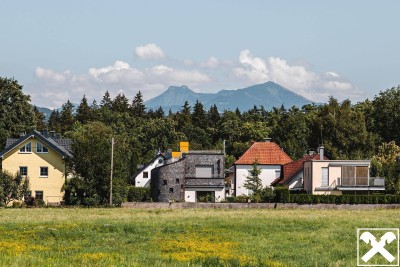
top-left (288, 194), bottom-right (400, 204)
top-left (227, 189), bottom-right (400, 204)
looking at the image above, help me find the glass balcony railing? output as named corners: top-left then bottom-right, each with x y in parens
top-left (338, 177), bottom-right (385, 187)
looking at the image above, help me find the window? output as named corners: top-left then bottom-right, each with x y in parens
top-left (169, 188), bottom-right (174, 193)
top-left (35, 191), bottom-right (43, 201)
top-left (175, 178), bottom-right (180, 184)
top-left (19, 166), bottom-right (28, 176)
top-left (36, 142), bottom-right (48, 153)
top-left (20, 142), bottom-right (32, 153)
top-left (321, 167), bottom-right (328, 187)
top-left (163, 179), bottom-right (167, 185)
top-left (342, 166), bottom-right (368, 186)
top-left (195, 166), bottom-right (213, 178)
top-left (275, 170), bottom-right (281, 179)
top-left (40, 167), bottom-right (48, 177)
top-left (143, 172), bottom-right (149, 178)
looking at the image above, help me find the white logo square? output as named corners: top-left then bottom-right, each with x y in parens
top-left (357, 228), bottom-right (399, 266)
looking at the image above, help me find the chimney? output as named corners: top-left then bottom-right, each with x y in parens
top-left (307, 149), bottom-right (315, 156)
top-left (264, 138), bottom-right (271, 143)
top-left (318, 146), bottom-right (324, 160)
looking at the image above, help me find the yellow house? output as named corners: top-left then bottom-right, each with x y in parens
top-left (0, 130), bottom-right (72, 204)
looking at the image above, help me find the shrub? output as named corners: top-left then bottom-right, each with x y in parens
top-left (274, 187), bottom-right (290, 203)
top-left (127, 186), bottom-right (151, 202)
top-left (259, 186), bottom-right (275, 203)
top-left (234, 195), bottom-right (249, 203)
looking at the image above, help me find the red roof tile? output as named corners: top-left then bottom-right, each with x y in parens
top-left (271, 153), bottom-right (328, 186)
top-left (235, 142), bottom-right (292, 165)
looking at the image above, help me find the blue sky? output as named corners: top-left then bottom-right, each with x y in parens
top-left (1, 1), bottom-right (399, 108)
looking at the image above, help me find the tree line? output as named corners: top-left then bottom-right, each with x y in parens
top-left (1, 76), bottom-right (400, 205)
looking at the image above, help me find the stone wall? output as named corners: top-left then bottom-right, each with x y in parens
top-left (151, 152), bottom-right (225, 202)
top-left (122, 202), bottom-right (400, 210)
top-left (151, 159), bottom-right (185, 202)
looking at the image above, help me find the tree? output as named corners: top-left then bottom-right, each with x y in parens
top-left (112, 93), bottom-right (130, 113)
top-left (33, 106), bottom-right (46, 131)
top-left (371, 85), bottom-right (400, 144)
top-left (271, 106), bottom-right (310, 160)
top-left (0, 170), bottom-right (30, 206)
top-left (310, 97), bottom-right (374, 159)
top-left (371, 141), bottom-right (400, 194)
top-left (243, 160), bottom-right (263, 201)
top-left (176, 101), bottom-right (192, 128)
top-left (68, 121), bottom-right (113, 205)
top-left (0, 77), bottom-right (36, 149)
top-left (47, 109), bottom-right (61, 133)
top-left (76, 95), bottom-right (92, 124)
top-left (100, 91), bottom-right (112, 109)
top-left (192, 100), bottom-right (207, 129)
top-left (59, 100), bottom-right (75, 133)
top-left (130, 91), bottom-right (146, 118)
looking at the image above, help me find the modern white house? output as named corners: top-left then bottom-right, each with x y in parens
top-left (232, 139), bottom-right (292, 196)
top-left (133, 154), bottom-right (167, 187)
top-left (271, 150), bottom-right (327, 190)
top-left (303, 151), bottom-right (385, 195)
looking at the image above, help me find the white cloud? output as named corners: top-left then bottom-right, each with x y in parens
top-left (201, 57), bottom-right (219, 68)
top-left (233, 49), bottom-right (269, 84)
top-left (233, 49), bottom-right (362, 102)
top-left (32, 59), bottom-right (211, 108)
top-left (29, 45), bottom-right (363, 108)
top-left (135, 43), bottom-right (165, 60)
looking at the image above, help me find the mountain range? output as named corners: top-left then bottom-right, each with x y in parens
top-left (37, 81), bottom-right (315, 118)
top-left (145, 81), bottom-right (315, 112)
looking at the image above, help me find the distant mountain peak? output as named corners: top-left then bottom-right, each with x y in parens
top-left (144, 82), bottom-right (314, 112)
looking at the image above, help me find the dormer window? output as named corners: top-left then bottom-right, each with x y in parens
top-left (36, 142), bottom-right (49, 153)
top-left (20, 142), bottom-right (32, 153)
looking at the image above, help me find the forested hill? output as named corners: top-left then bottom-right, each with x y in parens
top-left (145, 82), bottom-right (314, 112)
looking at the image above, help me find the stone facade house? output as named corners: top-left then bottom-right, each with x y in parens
top-left (151, 150), bottom-right (225, 202)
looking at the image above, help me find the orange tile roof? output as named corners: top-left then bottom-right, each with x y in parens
top-left (235, 142), bottom-right (292, 165)
top-left (271, 153), bottom-right (328, 186)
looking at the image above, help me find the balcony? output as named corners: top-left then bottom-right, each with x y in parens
top-left (336, 177), bottom-right (385, 191)
top-left (184, 176), bottom-right (225, 188)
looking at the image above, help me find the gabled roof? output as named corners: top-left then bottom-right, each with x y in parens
top-left (0, 130), bottom-right (73, 159)
top-left (271, 153), bottom-right (327, 186)
top-left (132, 153), bottom-right (167, 179)
top-left (235, 141), bottom-right (292, 165)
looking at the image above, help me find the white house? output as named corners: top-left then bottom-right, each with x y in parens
top-left (232, 139), bottom-right (292, 196)
top-left (303, 152), bottom-right (385, 195)
top-left (133, 154), bottom-right (167, 187)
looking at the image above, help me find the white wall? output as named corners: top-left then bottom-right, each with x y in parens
top-left (184, 188), bottom-right (225, 203)
top-left (135, 156), bottom-right (164, 187)
top-left (235, 164), bottom-right (281, 196)
top-left (185, 190), bottom-right (196, 202)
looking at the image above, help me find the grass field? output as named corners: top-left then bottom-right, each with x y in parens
top-left (0, 208), bottom-right (399, 266)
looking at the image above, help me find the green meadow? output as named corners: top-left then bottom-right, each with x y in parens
top-left (0, 208), bottom-right (399, 266)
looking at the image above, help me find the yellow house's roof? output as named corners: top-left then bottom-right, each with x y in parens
top-left (0, 130), bottom-right (72, 159)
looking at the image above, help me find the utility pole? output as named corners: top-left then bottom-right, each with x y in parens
top-left (110, 137), bottom-right (114, 206)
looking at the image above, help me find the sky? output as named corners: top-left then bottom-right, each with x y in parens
top-left (1, 1), bottom-right (399, 109)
